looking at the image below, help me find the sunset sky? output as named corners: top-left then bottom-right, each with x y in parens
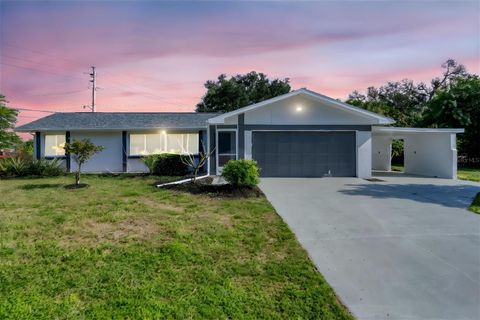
top-left (1, 0), bottom-right (479, 127)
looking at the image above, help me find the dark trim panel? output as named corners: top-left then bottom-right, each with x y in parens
top-left (35, 132), bottom-right (41, 160)
top-left (65, 131), bottom-right (71, 172)
top-left (244, 125), bottom-right (372, 131)
top-left (122, 131), bottom-right (127, 172)
top-left (238, 114), bottom-right (245, 159)
top-left (216, 124), bottom-right (237, 129)
top-left (209, 125), bottom-right (216, 175)
top-left (44, 156), bottom-right (67, 160)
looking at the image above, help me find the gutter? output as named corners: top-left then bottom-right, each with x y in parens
top-left (156, 174), bottom-right (210, 188)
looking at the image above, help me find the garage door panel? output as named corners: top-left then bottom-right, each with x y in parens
top-left (252, 131), bottom-right (356, 177)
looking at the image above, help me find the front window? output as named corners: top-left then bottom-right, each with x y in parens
top-left (129, 133), bottom-right (199, 156)
top-left (44, 134), bottom-right (66, 157)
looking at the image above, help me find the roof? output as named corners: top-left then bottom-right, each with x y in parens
top-left (207, 88), bottom-right (395, 125)
top-left (372, 127), bottom-right (464, 135)
top-left (15, 112), bottom-right (220, 132)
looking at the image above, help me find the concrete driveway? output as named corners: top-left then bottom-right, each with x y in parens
top-left (260, 175), bottom-right (480, 320)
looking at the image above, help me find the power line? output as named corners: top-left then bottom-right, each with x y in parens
top-left (27, 89), bottom-right (88, 97)
top-left (1, 62), bottom-right (84, 80)
top-left (13, 107), bottom-right (56, 113)
top-left (1, 54), bottom-right (81, 75)
top-left (3, 43), bottom-right (190, 108)
top-left (3, 42), bottom-right (87, 68)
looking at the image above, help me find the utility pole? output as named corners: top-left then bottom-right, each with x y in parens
top-left (89, 66), bottom-right (96, 112)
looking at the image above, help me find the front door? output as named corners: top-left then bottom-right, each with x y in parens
top-left (216, 130), bottom-right (237, 174)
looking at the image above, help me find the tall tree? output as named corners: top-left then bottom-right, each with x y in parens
top-left (346, 59), bottom-right (469, 128)
top-left (346, 79), bottom-right (428, 127)
top-left (0, 94), bottom-right (21, 149)
top-left (196, 72), bottom-right (291, 113)
top-left (422, 75), bottom-right (480, 160)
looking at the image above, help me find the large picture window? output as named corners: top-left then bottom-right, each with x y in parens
top-left (44, 134), bottom-right (66, 157)
top-left (129, 133), bottom-right (199, 156)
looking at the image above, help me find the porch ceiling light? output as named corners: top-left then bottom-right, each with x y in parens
top-left (295, 106), bottom-right (303, 112)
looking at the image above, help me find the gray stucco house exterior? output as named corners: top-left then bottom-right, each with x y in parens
top-left (16, 88), bottom-right (463, 178)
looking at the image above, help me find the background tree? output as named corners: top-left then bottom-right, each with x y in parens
top-left (0, 94), bottom-right (22, 149)
top-left (346, 59), bottom-right (468, 128)
top-left (346, 80), bottom-right (428, 127)
top-left (422, 75), bottom-right (480, 162)
top-left (63, 139), bottom-right (104, 186)
top-left (196, 71), bottom-right (291, 113)
top-left (347, 59), bottom-right (478, 164)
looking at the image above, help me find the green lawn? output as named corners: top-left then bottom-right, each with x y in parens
top-left (468, 193), bottom-right (480, 214)
top-left (0, 175), bottom-right (352, 320)
top-left (391, 165), bottom-right (480, 182)
top-left (457, 167), bottom-right (480, 182)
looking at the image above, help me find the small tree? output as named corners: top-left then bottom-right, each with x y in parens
top-left (63, 139), bottom-right (104, 186)
top-left (0, 94), bottom-right (22, 149)
top-left (181, 142), bottom-right (215, 183)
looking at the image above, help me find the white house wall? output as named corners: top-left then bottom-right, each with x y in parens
top-left (356, 131), bottom-right (372, 178)
top-left (404, 133), bottom-right (457, 179)
top-left (244, 95), bottom-right (375, 125)
top-left (372, 136), bottom-right (392, 171)
top-left (128, 158), bottom-right (149, 173)
top-left (70, 131), bottom-right (123, 173)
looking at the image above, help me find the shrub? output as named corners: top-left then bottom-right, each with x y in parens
top-left (0, 157), bottom-right (64, 177)
top-left (29, 159), bottom-right (64, 176)
top-left (0, 157), bottom-right (29, 176)
top-left (221, 159), bottom-right (260, 188)
top-left (141, 154), bottom-right (161, 174)
top-left (153, 154), bottom-right (189, 176)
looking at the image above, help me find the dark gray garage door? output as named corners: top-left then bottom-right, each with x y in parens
top-left (252, 131), bottom-right (356, 177)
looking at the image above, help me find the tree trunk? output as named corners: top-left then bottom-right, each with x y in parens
top-left (75, 164), bottom-right (81, 185)
top-left (193, 167), bottom-right (199, 184)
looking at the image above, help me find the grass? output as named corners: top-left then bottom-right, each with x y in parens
top-left (390, 165), bottom-right (480, 182)
top-left (0, 175), bottom-right (352, 320)
top-left (457, 167), bottom-right (480, 182)
top-left (468, 192), bottom-right (480, 214)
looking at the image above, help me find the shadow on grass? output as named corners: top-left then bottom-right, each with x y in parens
top-left (64, 183), bottom-right (89, 189)
top-left (19, 183), bottom-right (64, 190)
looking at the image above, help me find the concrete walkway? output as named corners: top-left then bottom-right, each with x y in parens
top-left (260, 176), bottom-right (480, 320)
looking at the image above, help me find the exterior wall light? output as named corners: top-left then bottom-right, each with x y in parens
top-left (296, 106), bottom-right (303, 112)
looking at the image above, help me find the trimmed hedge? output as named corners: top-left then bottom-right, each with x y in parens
top-left (221, 159), bottom-right (260, 188)
top-left (142, 154), bottom-right (189, 176)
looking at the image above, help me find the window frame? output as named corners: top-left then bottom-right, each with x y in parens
top-left (43, 133), bottom-right (66, 158)
top-left (128, 132), bottom-right (199, 157)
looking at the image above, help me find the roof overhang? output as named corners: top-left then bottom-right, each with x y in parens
top-left (14, 127), bottom-right (206, 133)
top-left (372, 127), bottom-right (464, 137)
top-left (207, 88), bottom-right (395, 125)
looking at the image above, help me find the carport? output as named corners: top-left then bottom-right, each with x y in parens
top-left (372, 127), bottom-right (464, 179)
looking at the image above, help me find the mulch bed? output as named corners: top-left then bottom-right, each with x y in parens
top-left (157, 177), bottom-right (264, 198)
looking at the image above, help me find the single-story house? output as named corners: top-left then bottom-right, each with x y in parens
top-left (15, 88), bottom-right (464, 179)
